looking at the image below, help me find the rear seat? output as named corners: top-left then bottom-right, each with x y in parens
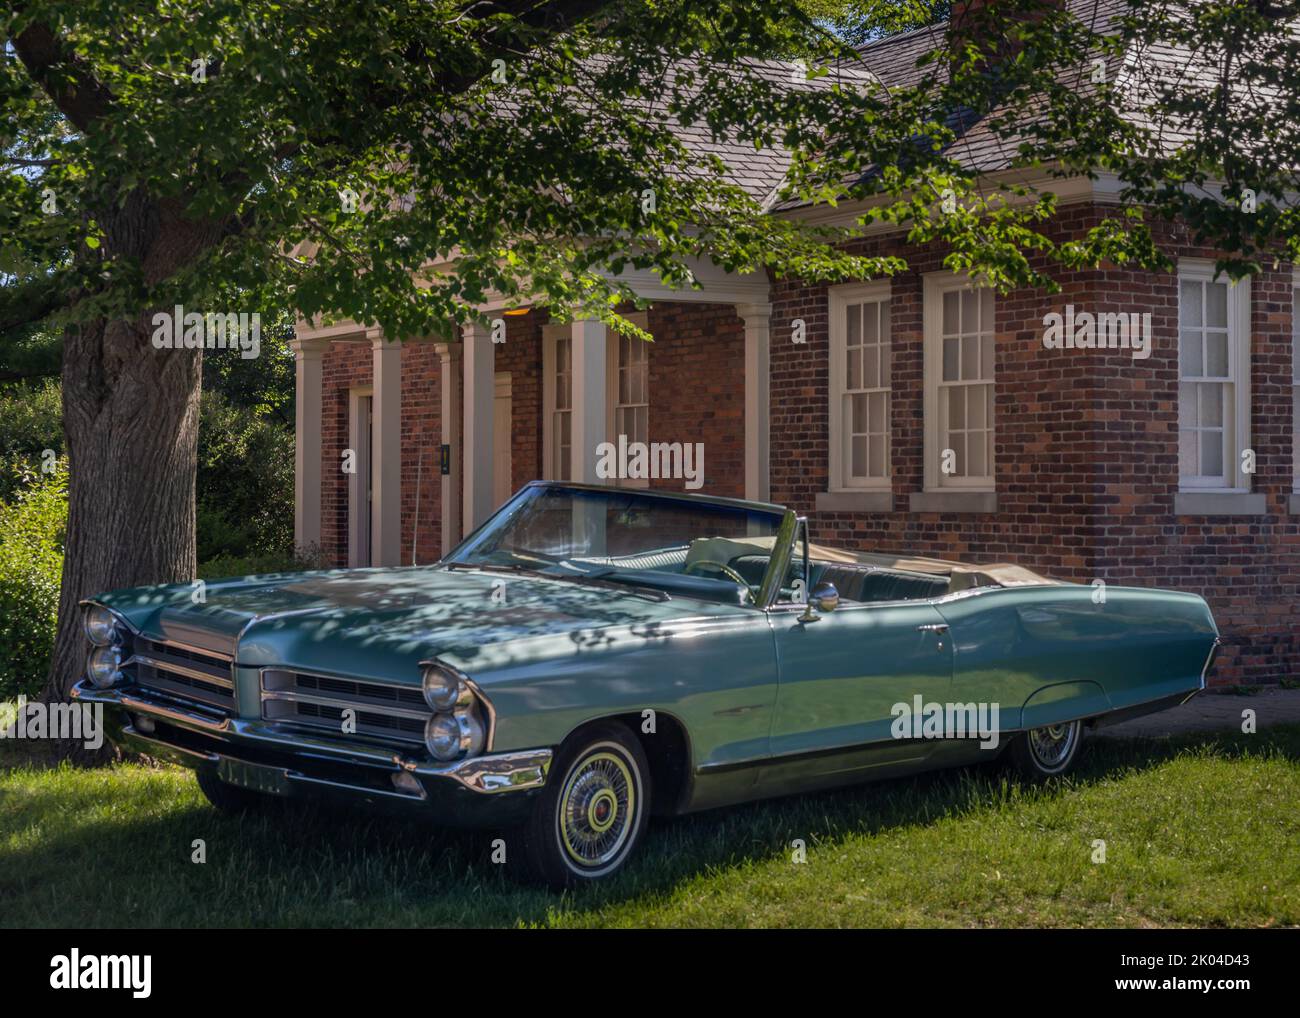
top-left (813, 563), bottom-right (950, 603)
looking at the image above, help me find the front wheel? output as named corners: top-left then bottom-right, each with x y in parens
top-left (521, 723), bottom-right (651, 889)
top-left (1007, 719), bottom-right (1085, 780)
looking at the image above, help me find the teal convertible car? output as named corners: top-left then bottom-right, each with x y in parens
top-left (75, 482), bottom-right (1219, 886)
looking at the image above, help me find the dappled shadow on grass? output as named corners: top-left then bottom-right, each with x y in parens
top-left (3, 724), bottom-right (1298, 927)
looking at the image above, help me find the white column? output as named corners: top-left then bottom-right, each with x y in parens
top-left (462, 320), bottom-right (495, 530)
top-left (437, 342), bottom-right (461, 554)
top-left (291, 336), bottom-right (332, 553)
top-left (570, 319), bottom-right (608, 483)
top-left (737, 302), bottom-right (771, 502)
top-left (371, 334), bottom-right (403, 567)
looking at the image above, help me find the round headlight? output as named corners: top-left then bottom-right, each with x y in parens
top-left (85, 605), bottom-right (119, 647)
top-left (86, 645), bottom-right (124, 688)
top-left (421, 664), bottom-right (461, 711)
top-left (425, 713), bottom-right (462, 761)
top-left (458, 707), bottom-right (486, 757)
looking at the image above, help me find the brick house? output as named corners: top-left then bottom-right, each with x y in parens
top-left (290, 5), bottom-right (1299, 687)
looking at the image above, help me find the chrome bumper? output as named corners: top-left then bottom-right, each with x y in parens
top-left (73, 681), bottom-right (551, 809)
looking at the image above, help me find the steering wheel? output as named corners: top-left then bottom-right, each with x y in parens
top-left (684, 559), bottom-right (751, 587)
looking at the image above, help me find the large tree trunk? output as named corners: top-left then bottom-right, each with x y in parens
top-left (42, 195), bottom-right (221, 762)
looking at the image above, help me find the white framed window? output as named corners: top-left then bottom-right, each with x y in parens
top-left (829, 283), bottom-right (891, 490)
top-left (923, 274), bottom-right (995, 491)
top-left (1293, 278), bottom-right (1300, 493)
top-left (606, 312), bottom-right (650, 487)
top-left (542, 324), bottom-right (573, 480)
top-left (1178, 261), bottom-right (1250, 491)
top-left (545, 315), bottom-right (652, 486)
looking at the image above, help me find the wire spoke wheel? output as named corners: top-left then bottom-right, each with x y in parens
top-left (557, 750), bottom-right (636, 869)
top-left (1026, 720), bottom-right (1081, 772)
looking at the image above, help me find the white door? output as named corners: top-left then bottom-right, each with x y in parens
top-left (493, 373), bottom-right (512, 506)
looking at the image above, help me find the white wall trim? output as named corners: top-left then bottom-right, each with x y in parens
top-left (736, 302), bottom-right (772, 502)
top-left (370, 336), bottom-right (403, 567)
top-left (290, 335), bottom-right (332, 554)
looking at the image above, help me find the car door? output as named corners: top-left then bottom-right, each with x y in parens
top-left (759, 599), bottom-right (954, 790)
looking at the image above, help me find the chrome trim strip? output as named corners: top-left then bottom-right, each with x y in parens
top-left (76, 682), bottom-right (550, 794)
top-left (138, 638), bottom-right (233, 662)
top-left (262, 689), bottom-right (431, 721)
top-left (133, 654), bottom-right (234, 688)
top-left (72, 682), bottom-right (232, 732)
top-left (1200, 637), bottom-right (1221, 690)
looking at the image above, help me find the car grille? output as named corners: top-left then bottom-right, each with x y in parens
top-left (132, 638), bottom-right (236, 715)
top-left (260, 669), bottom-right (431, 746)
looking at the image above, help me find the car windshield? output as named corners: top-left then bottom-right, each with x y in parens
top-left (444, 484), bottom-right (789, 604)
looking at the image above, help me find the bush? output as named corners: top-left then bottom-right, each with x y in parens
top-left (196, 389), bottom-right (295, 562)
top-left (0, 460), bottom-right (67, 699)
top-left (0, 379), bottom-right (64, 504)
top-left (198, 546), bottom-right (328, 581)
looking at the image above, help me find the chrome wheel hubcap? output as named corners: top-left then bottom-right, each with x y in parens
top-left (558, 750), bottom-right (636, 869)
top-left (1028, 721), bottom-right (1079, 771)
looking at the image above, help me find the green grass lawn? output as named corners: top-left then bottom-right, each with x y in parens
top-left (1, 725), bottom-right (1297, 928)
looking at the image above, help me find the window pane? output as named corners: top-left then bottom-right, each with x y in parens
top-left (948, 385), bottom-right (966, 429)
top-left (851, 392), bottom-right (868, 433)
top-left (1180, 333), bottom-right (1203, 377)
top-left (1206, 282), bottom-right (1228, 328)
top-left (864, 346), bottom-right (879, 389)
top-left (969, 384), bottom-right (986, 429)
top-left (943, 291), bottom-right (960, 334)
top-left (869, 434), bottom-right (886, 477)
top-left (943, 337), bottom-right (960, 381)
top-left (851, 435), bottom-right (867, 477)
top-left (1178, 381), bottom-right (1197, 427)
top-left (1199, 383), bottom-right (1223, 427)
top-left (980, 334), bottom-right (994, 379)
top-left (968, 431), bottom-right (987, 477)
top-left (847, 304), bottom-right (861, 346)
top-left (961, 335), bottom-right (979, 380)
top-left (846, 347), bottom-right (861, 391)
top-left (949, 433), bottom-right (966, 476)
top-left (869, 390), bottom-right (886, 433)
top-left (980, 290), bottom-right (994, 333)
top-left (863, 302), bottom-right (879, 345)
top-left (1180, 280), bottom-right (1202, 327)
top-left (1201, 432), bottom-right (1223, 477)
top-left (1205, 331), bottom-right (1228, 377)
top-left (961, 289), bottom-right (977, 332)
top-left (1179, 429), bottom-right (1197, 476)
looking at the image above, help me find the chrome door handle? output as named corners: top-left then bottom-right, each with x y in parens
top-left (916, 623), bottom-right (949, 633)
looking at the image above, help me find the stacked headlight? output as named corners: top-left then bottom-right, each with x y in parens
top-left (421, 662), bottom-right (488, 762)
top-left (82, 603), bottom-right (130, 688)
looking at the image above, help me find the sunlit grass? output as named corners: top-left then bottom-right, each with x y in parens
top-left (1, 725), bottom-right (1297, 928)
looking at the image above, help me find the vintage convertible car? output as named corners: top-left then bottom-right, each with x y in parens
top-left (74, 482), bottom-right (1219, 886)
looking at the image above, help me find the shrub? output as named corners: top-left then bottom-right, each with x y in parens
top-left (0, 379), bottom-right (64, 504)
top-left (196, 389), bottom-right (295, 562)
top-left (0, 460), bottom-right (67, 699)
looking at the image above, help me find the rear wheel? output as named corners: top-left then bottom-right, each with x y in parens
top-left (195, 769), bottom-right (276, 814)
top-left (1007, 719), bottom-right (1085, 780)
top-left (521, 723), bottom-right (650, 889)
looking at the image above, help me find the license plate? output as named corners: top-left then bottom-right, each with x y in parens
top-left (216, 758), bottom-right (291, 797)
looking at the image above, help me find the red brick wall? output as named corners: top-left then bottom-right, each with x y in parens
top-left (646, 302), bottom-right (746, 497)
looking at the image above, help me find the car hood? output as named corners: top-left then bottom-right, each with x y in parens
top-left (96, 565), bottom-right (741, 683)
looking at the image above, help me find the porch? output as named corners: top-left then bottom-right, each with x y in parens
top-left (291, 259), bottom-right (773, 567)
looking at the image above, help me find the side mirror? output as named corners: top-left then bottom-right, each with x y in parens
top-left (797, 581), bottom-right (839, 623)
top-left (811, 581), bottom-right (839, 613)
